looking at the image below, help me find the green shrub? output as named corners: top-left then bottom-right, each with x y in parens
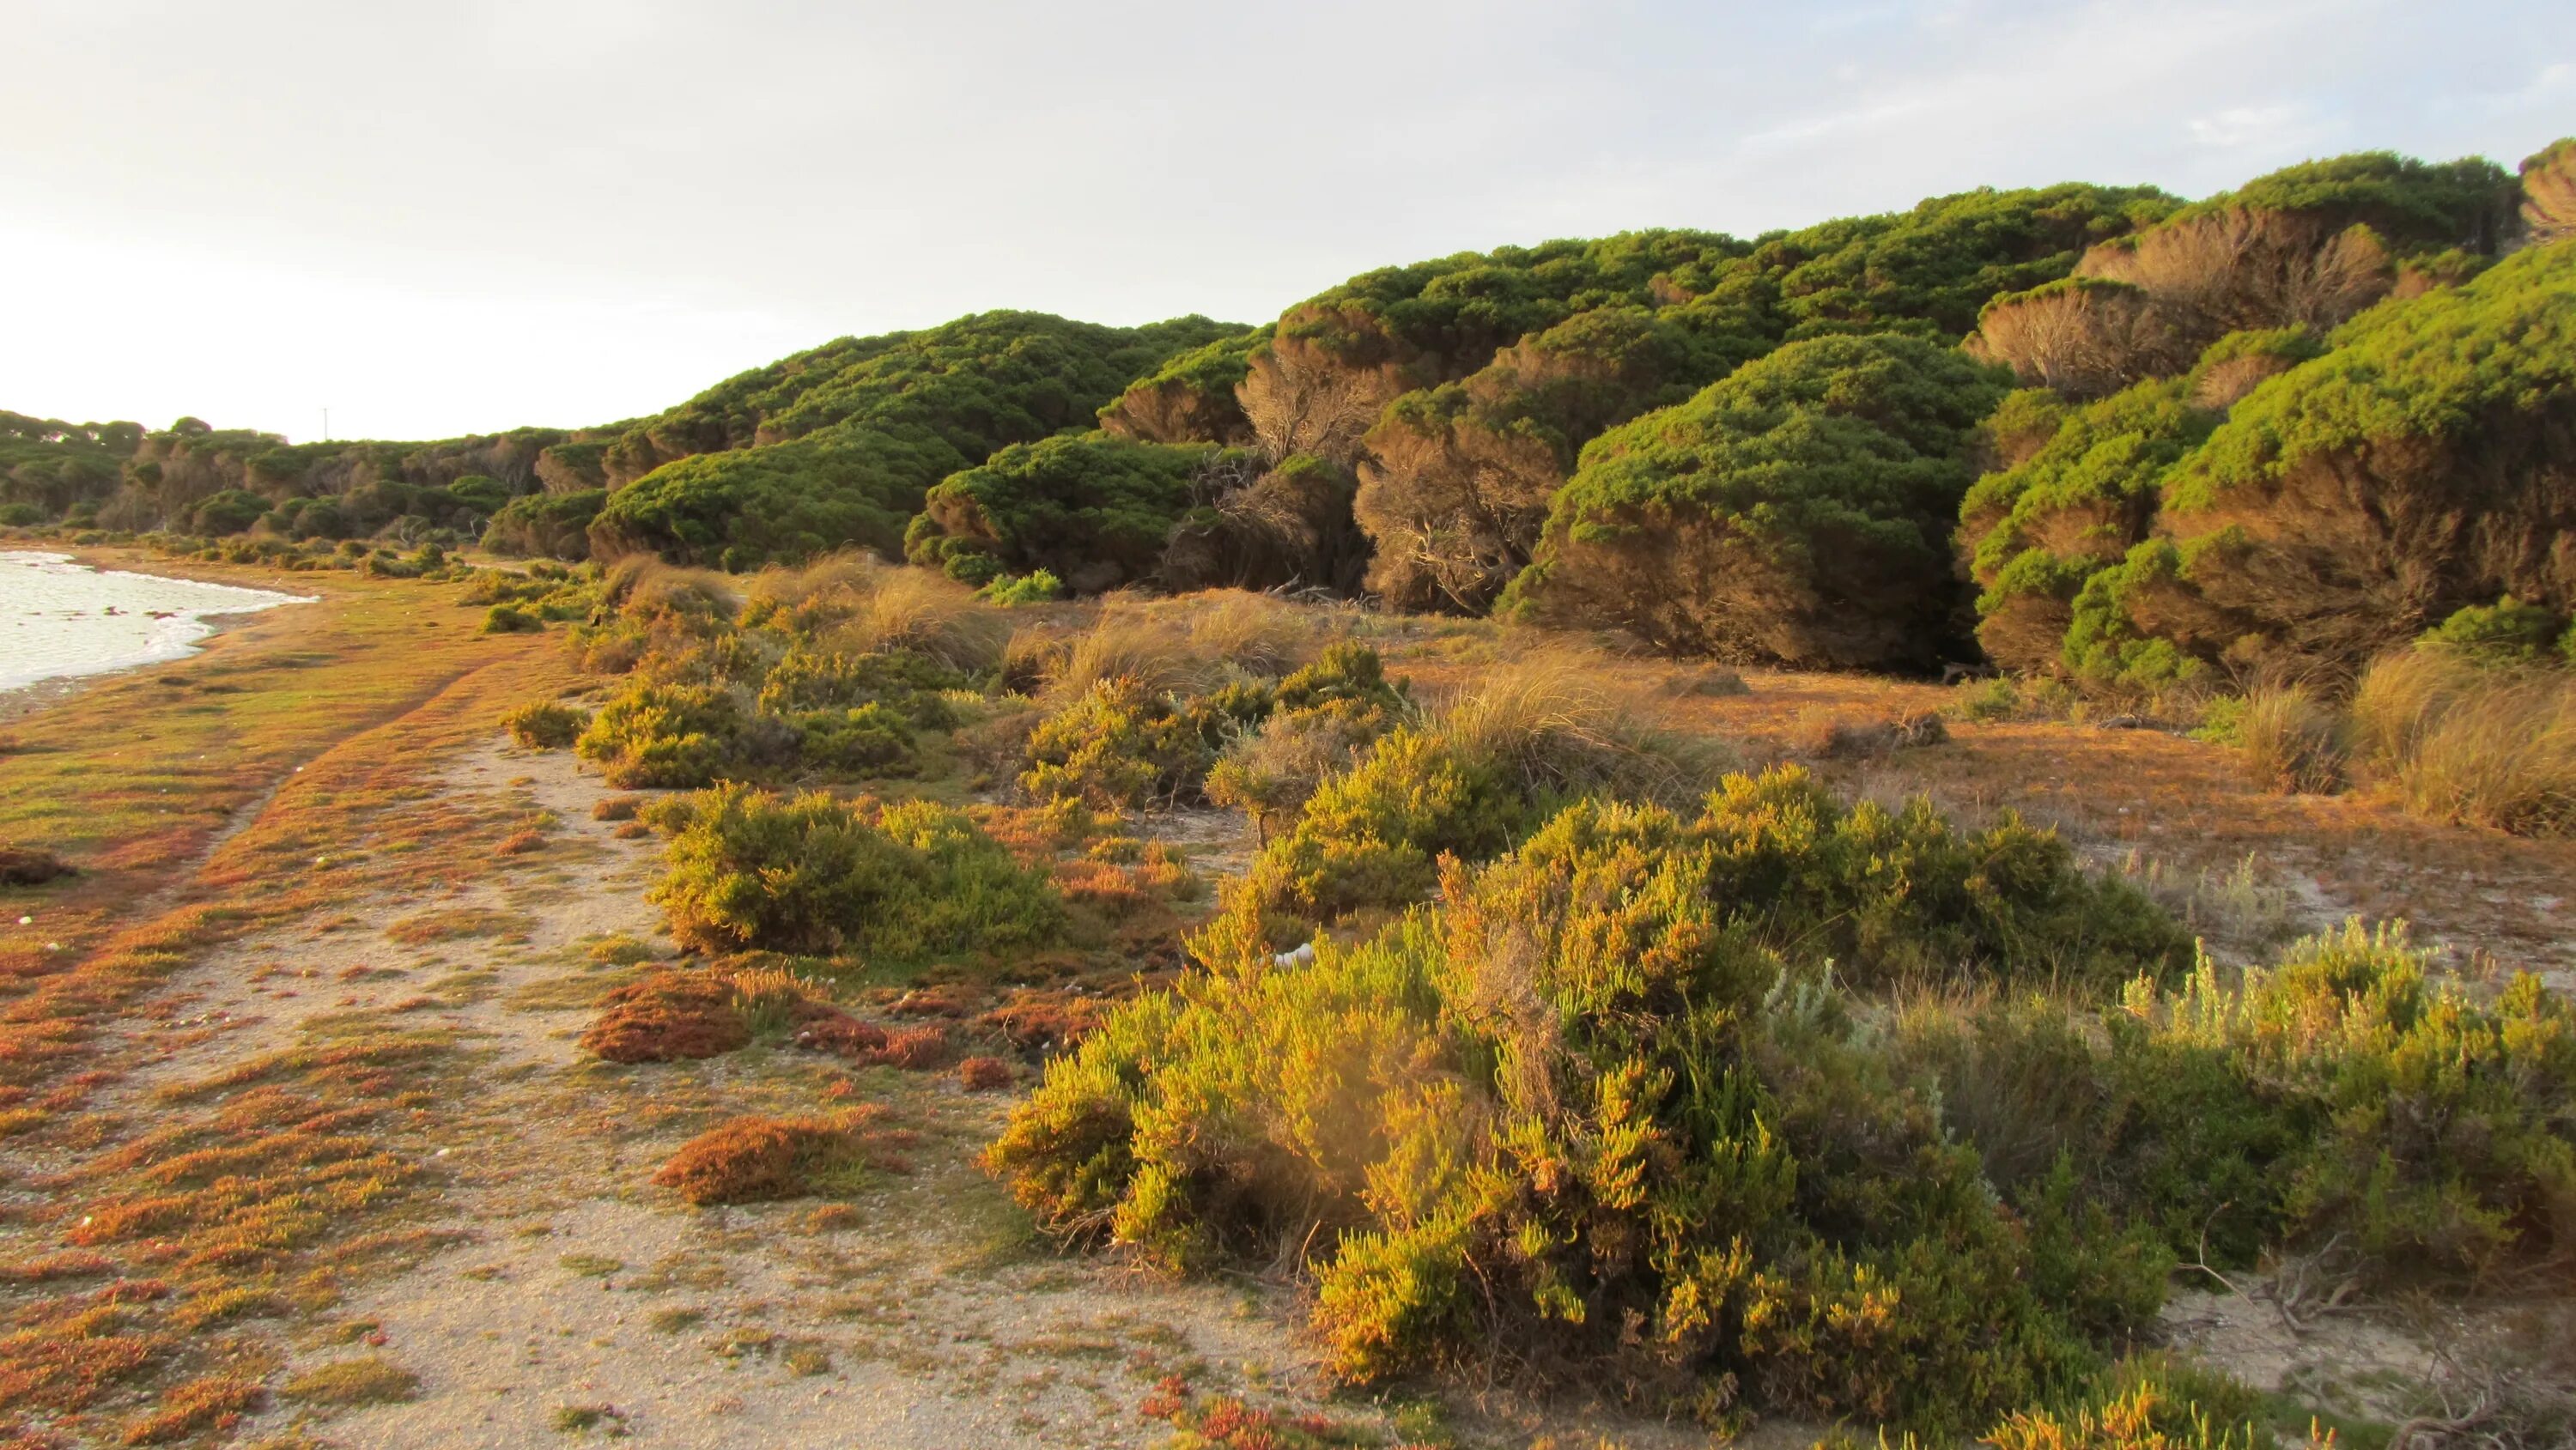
top-left (2423, 596), bottom-right (2568, 667)
top-left (991, 779), bottom-right (2197, 1430)
top-left (2124, 922), bottom-right (2576, 1281)
top-left (1018, 676), bottom-right (1271, 810)
top-left (575, 681), bottom-right (746, 789)
top-left (978, 569), bottom-right (1065, 606)
top-left (754, 646), bottom-right (963, 728)
top-left (592, 312), bottom-right (1240, 568)
top-left (912, 433), bottom-right (1232, 593)
top-left (482, 603), bottom-right (544, 634)
top-left (0, 502), bottom-right (44, 527)
top-left (648, 786), bottom-right (1061, 961)
top-left (788, 704), bottom-right (915, 778)
top-left (501, 701), bottom-right (588, 750)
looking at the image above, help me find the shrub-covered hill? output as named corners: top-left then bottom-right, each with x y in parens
top-left (1965, 223), bottom-right (2576, 689)
top-left (586, 312), bottom-right (1243, 569)
top-left (15, 136), bottom-right (2572, 683)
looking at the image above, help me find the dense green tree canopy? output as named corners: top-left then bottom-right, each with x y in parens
top-left (1506, 333), bottom-right (2009, 666)
top-left (908, 433), bottom-right (1230, 592)
top-left (592, 312), bottom-right (1242, 567)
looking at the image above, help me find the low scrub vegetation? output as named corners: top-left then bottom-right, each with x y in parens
top-left (645, 786), bottom-right (1064, 962)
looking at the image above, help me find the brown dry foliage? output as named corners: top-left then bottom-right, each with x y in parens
top-left (580, 971), bottom-right (750, 1063)
top-left (1354, 413), bottom-right (1561, 612)
top-left (1791, 708), bottom-right (1950, 760)
top-left (954, 1056), bottom-right (1013, 1091)
top-left (2523, 139), bottom-right (2576, 245)
top-left (1236, 312), bottom-right (1417, 468)
top-left (1099, 376), bottom-right (1257, 446)
top-left (1160, 457), bottom-right (1368, 595)
top-left (1967, 282), bottom-right (2182, 398)
top-left (2348, 650), bottom-right (2576, 834)
top-left (120, 1374), bottom-right (264, 1445)
top-left (0, 847), bottom-right (76, 887)
top-left (652, 1109), bottom-right (910, 1206)
top-left (2077, 209), bottom-right (2394, 351)
top-left (2236, 684), bottom-right (2348, 795)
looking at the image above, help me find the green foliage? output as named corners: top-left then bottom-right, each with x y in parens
top-left (482, 603), bottom-right (543, 634)
top-left (647, 785), bottom-right (1061, 961)
top-left (911, 434), bottom-right (1231, 592)
top-left (992, 774), bottom-right (2196, 1430)
top-left (575, 681), bottom-right (747, 789)
top-left (483, 488), bottom-right (605, 561)
top-left (1961, 378), bottom-right (2217, 674)
top-left (2182, 151), bottom-right (2523, 253)
top-left (2125, 922), bottom-right (2576, 1279)
top-left (753, 645), bottom-right (962, 727)
top-left (1018, 676), bottom-right (1272, 810)
top-left (186, 488), bottom-right (269, 536)
top-left (1206, 645), bottom-right (1413, 835)
top-left (0, 411), bottom-right (136, 516)
top-left (501, 701), bottom-right (588, 750)
top-left (592, 312), bottom-right (1240, 568)
top-left (2422, 597), bottom-right (2568, 668)
top-left (2126, 242), bottom-right (2576, 670)
top-left (978, 569), bottom-right (1064, 606)
top-left (1508, 334), bottom-right (2009, 667)
top-left (788, 703), bottom-right (915, 777)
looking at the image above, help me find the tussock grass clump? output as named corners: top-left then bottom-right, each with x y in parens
top-left (991, 779), bottom-right (2194, 1431)
top-left (2233, 684), bottom-right (2347, 794)
top-left (2348, 648), bottom-right (2575, 834)
top-left (836, 567), bottom-right (1011, 675)
top-left (1046, 609), bottom-right (1230, 705)
top-left (647, 786), bottom-right (1062, 960)
top-left (501, 700), bottom-right (588, 750)
top-left (653, 1108), bottom-right (910, 1205)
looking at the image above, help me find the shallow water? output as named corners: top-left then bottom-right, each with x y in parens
top-left (0, 551), bottom-right (316, 693)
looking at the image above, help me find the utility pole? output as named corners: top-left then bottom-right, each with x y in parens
top-left (322, 406), bottom-right (331, 441)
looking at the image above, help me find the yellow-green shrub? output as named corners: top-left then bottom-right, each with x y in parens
top-left (647, 785), bottom-right (1061, 961)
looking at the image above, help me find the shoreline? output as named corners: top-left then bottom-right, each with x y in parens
top-left (0, 545), bottom-right (321, 722)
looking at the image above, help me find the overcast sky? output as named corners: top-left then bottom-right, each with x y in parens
top-left (4, 0), bottom-right (2567, 442)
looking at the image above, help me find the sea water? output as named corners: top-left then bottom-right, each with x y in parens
top-left (0, 551), bottom-right (316, 693)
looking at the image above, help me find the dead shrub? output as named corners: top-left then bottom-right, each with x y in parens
top-left (2236, 684), bottom-right (2348, 794)
top-left (652, 1111), bottom-right (902, 1206)
top-left (1044, 609), bottom-right (1223, 704)
top-left (872, 1024), bottom-right (951, 1071)
top-left (977, 991), bottom-right (1108, 1053)
top-left (120, 1374), bottom-right (263, 1444)
top-left (955, 1056), bottom-right (1014, 1091)
top-left (792, 1014), bottom-right (890, 1059)
top-left (1967, 280), bottom-right (2180, 397)
top-left (1791, 708), bottom-right (1949, 760)
top-left (2079, 208), bottom-right (2394, 348)
top-left (494, 828), bottom-right (546, 856)
top-left (581, 972), bottom-right (750, 1063)
top-left (2348, 649), bottom-right (2575, 833)
top-left (592, 795), bottom-right (642, 822)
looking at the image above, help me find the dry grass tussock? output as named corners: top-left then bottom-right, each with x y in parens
top-left (1430, 647), bottom-right (1729, 806)
top-left (598, 554), bottom-right (736, 618)
top-left (828, 565), bottom-right (1009, 674)
top-left (2348, 650), bottom-right (2575, 835)
top-left (1034, 588), bottom-right (1344, 704)
top-left (2236, 683), bottom-right (2348, 795)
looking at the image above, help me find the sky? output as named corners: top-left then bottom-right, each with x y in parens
top-left (3, 0), bottom-right (2567, 443)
